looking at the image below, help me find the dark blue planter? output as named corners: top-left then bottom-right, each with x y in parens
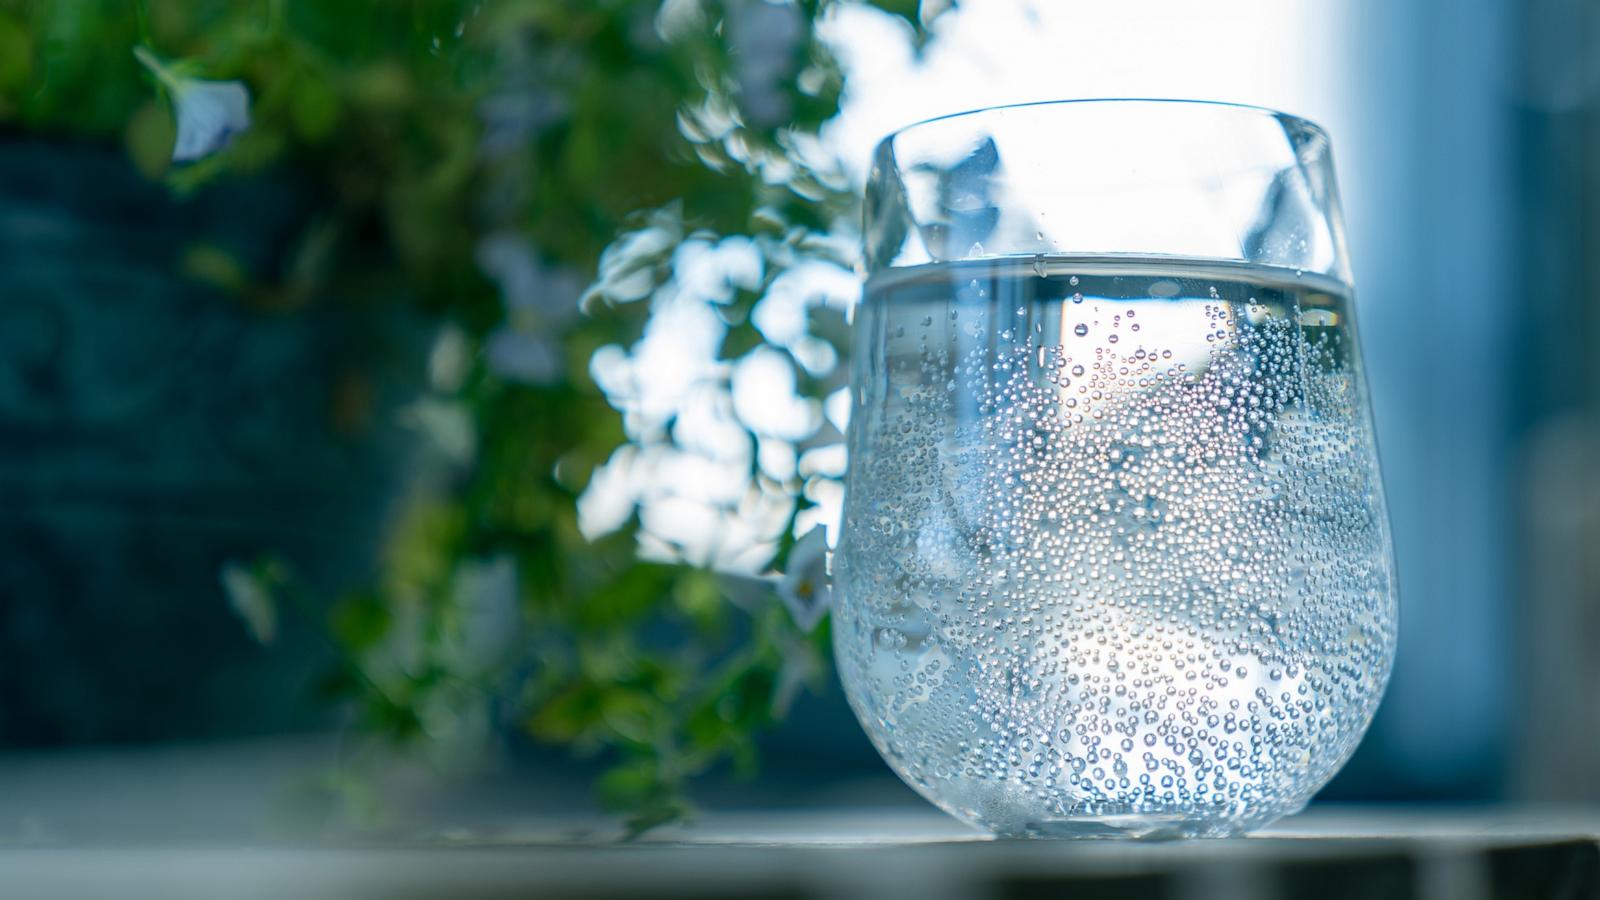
top-left (0, 136), bottom-right (425, 746)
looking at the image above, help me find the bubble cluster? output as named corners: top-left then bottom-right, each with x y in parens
top-left (835, 257), bottom-right (1397, 839)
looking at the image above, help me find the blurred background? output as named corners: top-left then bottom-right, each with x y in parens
top-left (1, 0), bottom-right (1597, 841)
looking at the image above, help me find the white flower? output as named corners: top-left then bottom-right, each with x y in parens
top-left (135, 47), bottom-right (251, 163)
top-left (475, 232), bottom-right (584, 325)
top-left (485, 328), bottom-right (563, 384)
top-left (777, 525), bottom-right (832, 632)
top-left (401, 397), bottom-right (477, 464)
top-left (220, 560), bottom-right (277, 645)
top-left (447, 556), bottom-right (521, 677)
top-left (582, 205), bottom-right (684, 307)
top-left (727, 0), bottom-right (802, 127)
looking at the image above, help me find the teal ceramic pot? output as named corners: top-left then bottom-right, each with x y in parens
top-left (0, 135), bottom-right (425, 745)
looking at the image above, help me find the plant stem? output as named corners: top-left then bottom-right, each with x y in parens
top-left (132, 46), bottom-right (180, 92)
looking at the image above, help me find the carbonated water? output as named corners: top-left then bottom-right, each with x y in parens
top-left (834, 256), bottom-right (1398, 838)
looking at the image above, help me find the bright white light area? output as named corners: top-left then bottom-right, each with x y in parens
top-left (824, 0), bottom-right (1349, 185)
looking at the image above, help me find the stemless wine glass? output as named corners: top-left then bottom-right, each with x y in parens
top-left (834, 99), bottom-right (1397, 839)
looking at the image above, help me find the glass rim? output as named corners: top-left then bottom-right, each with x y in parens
top-left (875, 97), bottom-right (1329, 150)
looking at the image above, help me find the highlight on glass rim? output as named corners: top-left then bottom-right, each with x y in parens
top-left (0, 2), bottom-right (1591, 897)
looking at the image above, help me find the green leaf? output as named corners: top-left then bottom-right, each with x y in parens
top-left (527, 681), bottom-right (606, 744)
top-left (0, 12), bottom-right (33, 95)
top-left (672, 568), bottom-right (726, 634)
top-left (330, 592), bottom-right (392, 651)
top-left (124, 100), bottom-right (176, 179)
top-left (598, 686), bottom-right (660, 745)
top-left (597, 758), bottom-right (671, 810)
top-left (289, 69), bottom-right (339, 141)
top-left (575, 562), bottom-right (679, 630)
top-left (181, 243), bottom-right (248, 293)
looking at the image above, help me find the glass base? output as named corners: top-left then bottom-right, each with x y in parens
top-left (909, 772), bottom-right (1304, 840)
top-left (1007, 813), bottom-right (1232, 841)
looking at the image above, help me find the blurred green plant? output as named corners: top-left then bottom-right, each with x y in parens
top-left (0, 0), bottom-right (944, 832)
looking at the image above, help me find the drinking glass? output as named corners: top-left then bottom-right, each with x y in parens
top-left (834, 100), bottom-right (1397, 838)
